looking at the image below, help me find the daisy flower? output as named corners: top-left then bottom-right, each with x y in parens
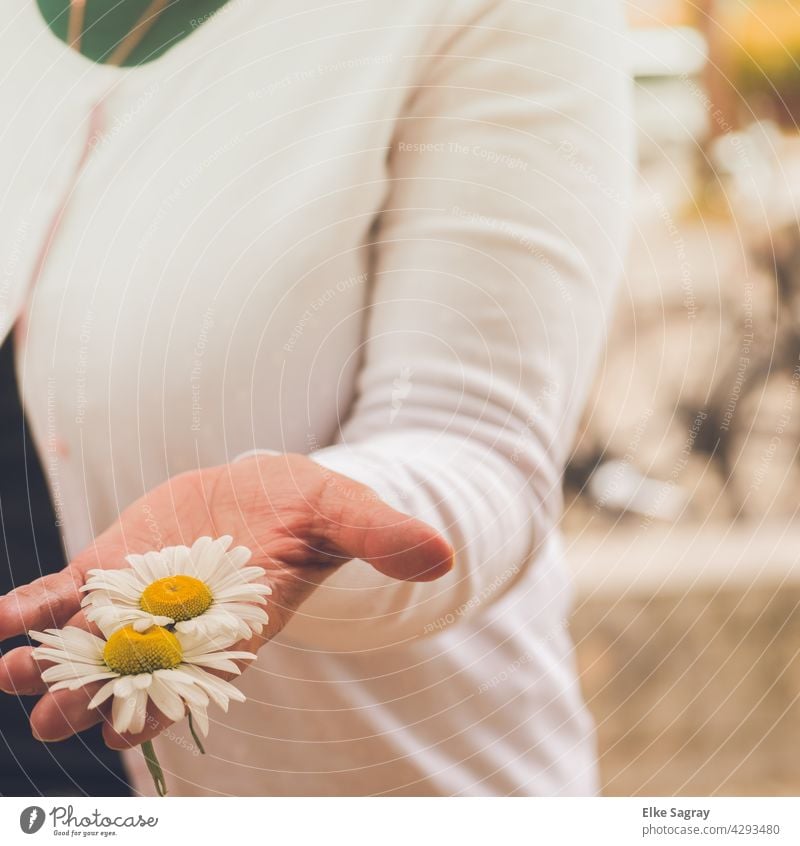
top-left (80, 536), bottom-right (271, 640)
top-left (30, 624), bottom-right (255, 737)
top-left (30, 624), bottom-right (257, 795)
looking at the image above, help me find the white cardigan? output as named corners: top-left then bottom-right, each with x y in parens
top-left (1, 0), bottom-right (633, 795)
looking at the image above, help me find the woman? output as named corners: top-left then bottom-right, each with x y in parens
top-left (0, 0), bottom-right (632, 795)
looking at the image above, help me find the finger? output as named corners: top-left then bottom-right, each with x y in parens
top-left (0, 607), bottom-right (97, 694)
top-left (1, 607), bottom-right (107, 740)
top-left (321, 479), bottom-right (455, 582)
top-left (0, 647), bottom-right (49, 696)
top-left (0, 566), bottom-right (85, 641)
top-left (0, 527), bottom-right (144, 643)
top-left (29, 684), bottom-right (110, 742)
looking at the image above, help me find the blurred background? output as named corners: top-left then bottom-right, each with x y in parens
top-left (566, 0), bottom-right (800, 796)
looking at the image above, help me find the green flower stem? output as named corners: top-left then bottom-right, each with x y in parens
top-left (187, 711), bottom-right (206, 755)
top-left (141, 740), bottom-right (168, 797)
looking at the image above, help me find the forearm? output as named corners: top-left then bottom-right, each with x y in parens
top-left (278, 0), bottom-right (634, 650)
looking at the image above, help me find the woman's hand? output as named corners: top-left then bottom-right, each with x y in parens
top-left (0, 452), bottom-right (453, 750)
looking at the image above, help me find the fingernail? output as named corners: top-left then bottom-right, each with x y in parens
top-left (31, 720), bottom-right (75, 742)
top-left (105, 737), bottom-right (133, 750)
top-left (32, 728), bottom-right (74, 743)
top-left (1, 686), bottom-right (38, 696)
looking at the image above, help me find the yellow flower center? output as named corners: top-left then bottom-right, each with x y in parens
top-left (103, 625), bottom-right (183, 675)
top-left (139, 574), bottom-right (213, 622)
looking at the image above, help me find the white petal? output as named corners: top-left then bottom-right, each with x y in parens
top-left (182, 656), bottom-right (242, 675)
top-left (83, 590), bottom-right (136, 607)
top-left (214, 602), bottom-right (269, 625)
top-left (88, 679), bottom-right (118, 709)
top-left (175, 608), bottom-right (249, 641)
top-left (41, 663), bottom-right (111, 683)
top-left (171, 545), bottom-right (194, 574)
top-left (132, 615), bottom-right (173, 632)
top-left (87, 568), bottom-right (142, 583)
top-left (113, 676), bottom-right (135, 698)
top-left (81, 588), bottom-right (140, 607)
top-left (48, 672), bottom-right (119, 692)
top-left (186, 702), bottom-right (210, 737)
top-left (82, 570), bottom-right (143, 598)
top-left (189, 536), bottom-right (213, 559)
top-left (147, 675), bottom-right (187, 723)
top-left (82, 568), bottom-right (146, 599)
top-left (128, 689), bottom-right (150, 735)
top-left (212, 584), bottom-right (271, 602)
top-left (181, 664), bottom-right (247, 707)
top-left (111, 690), bottom-right (137, 734)
top-left (86, 605), bottom-right (160, 632)
top-left (225, 546), bottom-right (253, 568)
top-left (132, 674), bottom-right (153, 690)
top-left (188, 679), bottom-right (230, 711)
top-left (193, 536), bottom-right (233, 582)
top-left (175, 629), bottom-right (256, 664)
top-left (209, 567), bottom-right (269, 594)
top-left (176, 628), bottom-right (241, 656)
top-left (173, 616), bottom-right (245, 641)
top-left (159, 674), bottom-right (210, 707)
top-left (32, 646), bottom-right (105, 667)
top-left (141, 550), bottom-right (174, 582)
top-left (190, 603), bottom-right (268, 638)
top-left (153, 667), bottom-right (204, 688)
top-left (123, 553), bottom-right (147, 569)
top-left (29, 627), bottom-right (106, 661)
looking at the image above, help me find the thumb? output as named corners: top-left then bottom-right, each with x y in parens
top-left (0, 566), bottom-right (84, 641)
top-left (319, 477), bottom-right (455, 582)
top-left (0, 534), bottom-right (127, 641)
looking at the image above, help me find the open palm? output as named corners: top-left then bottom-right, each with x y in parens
top-left (0, 452), bottom-right (453, 750)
